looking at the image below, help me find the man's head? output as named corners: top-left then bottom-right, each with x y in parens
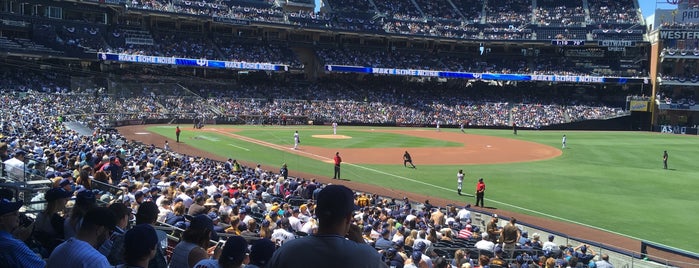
top-left (13, 150), bottom-right (26, 160)
top-left (124, 224), bottom-right (159, 265)
top-left (80, 207), bottom-right (117, 247)
top-left (0, 198), bottom-right (23, 231)
top-left (136, 201), bottom-right (159, 225)
top-left (249, 238), bottom-right (276, 266)
top-left (315, 185), bottom-right (358, 230)
top-left (219, 236), bottom-right (250, 267)
top-left (109, 202), bottom-right (132, 229)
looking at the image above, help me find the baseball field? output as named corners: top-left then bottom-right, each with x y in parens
top-left (127, 125), bottom-right (699, 254)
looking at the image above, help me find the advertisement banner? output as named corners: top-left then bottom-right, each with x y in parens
top-left (630, 101), bottom-right (649, 112)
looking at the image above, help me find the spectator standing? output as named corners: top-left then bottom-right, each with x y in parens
top-left (333, 152), bottom-right (342, 179)
top-left (0, 198), bottom-right (46, 267)
top-left (47, 207), bottom-right (117, 268)
top-left (475, 178), bottom-right (485, 207)
top-left (267, 184), bottom-right (387, 268)
top-left (501, 217), bottom-right (520, 259)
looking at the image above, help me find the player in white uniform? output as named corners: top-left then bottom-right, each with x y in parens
top-left (294, 131), bottom-right (300, 150)
top-left (332, 122), bottom-right (338, 135)
top-left (457, 169), bottom-right (464, 195)
top-left (562, 134), bottom-right (567, 149)
top-left (436, 120), bottom-right (441, 132)
top-left (460, 122), bottom-right (465, 133)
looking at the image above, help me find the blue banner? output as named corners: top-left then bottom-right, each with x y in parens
top-left (98, 53), bottom-right (288, 71)
top-left (324, 65), bottom-right (647, 84)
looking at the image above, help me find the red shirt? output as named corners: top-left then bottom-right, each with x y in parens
top-left (334, 155), bottom-right (342, 166)
top-left (476, 182), bottom-right (485, 193)
top-left (176, 127), bottom-right (181, 134)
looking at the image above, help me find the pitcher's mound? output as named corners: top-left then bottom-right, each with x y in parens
top-left (312, 134), bottom-right (352, 139)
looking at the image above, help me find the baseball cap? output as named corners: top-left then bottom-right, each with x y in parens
top-left (0, 198), bottom-right (23, 216)
top-left (76, 190), bottom-right (96, 206)
top-left (381, 229), bottom-right (390, 236)
top-left (221, 236), bottom-right (249, 264)
top-left (249, 238), bottom-right (275, 266)
top-left (548, 234), bottom-right (555, 241)
top-left (82, 207), bottom-right (117, 231)
top-left (59, 178), bottom-right (72, 187)
top-left (411, 250), bottom-right (423, 262)
top-left (415, 241), bottom-right (426, 252)
top-left (124, 224), bottom-right (159, 258)
top-left (186, 214), bottom-right (214, 233)
top-left (315, 185), bottom-right (359, 219)
top-left (45, 188), bottom-right (72, 202)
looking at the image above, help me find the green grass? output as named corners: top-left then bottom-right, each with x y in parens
top-left (235, 129), bottom-right (463, 148)
top-left (149, 125), bottom-right (699, 253)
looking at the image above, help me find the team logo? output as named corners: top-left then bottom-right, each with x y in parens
top-left (196, 58), bottom-right (208, 66)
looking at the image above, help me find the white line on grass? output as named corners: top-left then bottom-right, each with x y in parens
top-left (209, 129), bottom-right (644, 242)
top-left (227, 144), bottom-right (250, 151)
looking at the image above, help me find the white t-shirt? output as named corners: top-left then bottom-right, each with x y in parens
top-left (456, 209), bottom-right (471, 221)
top-left (271, 229), bottom-right (296, 246)
top-left (267, 234), bottom-right (388, 268)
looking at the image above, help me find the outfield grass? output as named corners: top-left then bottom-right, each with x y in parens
top-left (149, 125), bottom-right (699, 253)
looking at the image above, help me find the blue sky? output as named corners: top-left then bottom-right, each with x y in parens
top-left (315, 0), bottom-right (676, 21)
top-left (641, 1), bottom-right (680, 19)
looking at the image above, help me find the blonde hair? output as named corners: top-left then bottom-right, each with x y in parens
top-left (405, 229), bottom-right (418, 246)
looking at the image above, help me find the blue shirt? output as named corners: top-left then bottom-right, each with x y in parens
top-left (0, 230), bottom-right (46, 268)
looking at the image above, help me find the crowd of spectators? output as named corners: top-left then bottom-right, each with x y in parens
top-left (0, 84), bottom-right (624, 268)
top-left (113, 0), bottom-right (651, 44)
top-left (587, 0), bottom-right (640, 25)
top-left (485, 0), bottom-right (532, 25)
top-left (0, 67), bottom-right (628, 131)
top-left (535, 0), bottom-right (585, 27)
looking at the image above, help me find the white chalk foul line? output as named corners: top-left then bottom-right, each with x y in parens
top-left (228, 144), bottom-right (250, 151)
top-left (209, 129), bottom-right (644, 243)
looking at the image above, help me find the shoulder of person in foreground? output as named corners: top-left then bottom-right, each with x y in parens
top-left (267, 236), bottom-right (388, 268)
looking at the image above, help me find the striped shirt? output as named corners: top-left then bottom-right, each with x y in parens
top-left (47, 237), bottom-right (111, 268)
top-left (0, 231), bottom-right (46, 268)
